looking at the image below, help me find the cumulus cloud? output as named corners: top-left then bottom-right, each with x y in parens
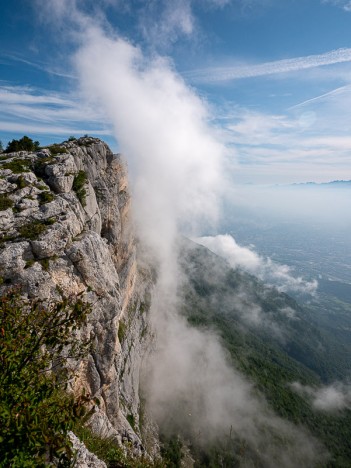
top-left (291, 382), bottom-right (351, 411)
top-left (194, 234), bottom-right (318, 295)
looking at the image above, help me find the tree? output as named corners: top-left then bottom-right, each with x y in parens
top-left (0, 140), bottom-right (3, 152)
top-left (5, 136), bottom-right (40, 153)
top-left (0, 289), bottom-right (92, 466)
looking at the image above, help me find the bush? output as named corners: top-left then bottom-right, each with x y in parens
top-left (38, 191), bottom-right (54, 205)
top-left (18, 220), bottom-right (48, 240)
top-left (0, 289), bottom-right (92, 466)
top-left (5, 136), bottom-right (40, 153)
top-left (0, 194), bottom-right (14, 211)
top-left (1, 158), bottom-right (32, 174)
top-left (73, 170), bottom-right (88, 207)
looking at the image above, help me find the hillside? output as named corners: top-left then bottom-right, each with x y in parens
top-left (178, 239), bottom-right (351, 466)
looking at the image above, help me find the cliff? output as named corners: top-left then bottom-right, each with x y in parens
top-left (0, 137), bottom-right (154, 456)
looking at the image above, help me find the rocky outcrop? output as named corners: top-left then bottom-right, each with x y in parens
top-left (0, 137), bottom-right (154, 452)
top-left (69, 432), bottom-right (107, 468)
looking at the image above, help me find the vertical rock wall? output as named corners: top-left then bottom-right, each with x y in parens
top-left (0, 137), bottom-right (154, 450)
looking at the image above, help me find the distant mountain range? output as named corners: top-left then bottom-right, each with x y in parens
top-left (290, 180), bottom-right (351, 188)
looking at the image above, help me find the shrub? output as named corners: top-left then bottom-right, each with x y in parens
top-left (32, 157), bottom-right (54, 178)
top-left (0, 289), bottom-right (92, 466)
top-left (38, 191), bottom-right (54, 205)
top-left (49, 144), bottom-right (67, 155)
top-left (73, 170), bottom-right (88, 207)
top-left (0, 194), bottom-right (14, 211)
top-left (5, 136), bottom-right (40, 153)
top-left (1, 158), bottom-right (32, 174)
top-left (18, 220), bottom-right (48, 240)
top-left (16, 175), bottom-right (28, 189)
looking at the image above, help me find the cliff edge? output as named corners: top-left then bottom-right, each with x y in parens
top-left (0, 137), bottom-right (154, 455)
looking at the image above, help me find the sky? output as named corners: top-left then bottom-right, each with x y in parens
top-left (1, 0), bottom-right (351, 183)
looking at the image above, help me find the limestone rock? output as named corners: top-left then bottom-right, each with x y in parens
top-left (69, 432), bottom-right (107, 468)
top-left (0, 137), bottom-right (156, 458)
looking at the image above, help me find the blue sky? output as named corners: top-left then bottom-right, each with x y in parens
top-left (1, 0), bottom-right (351, 183)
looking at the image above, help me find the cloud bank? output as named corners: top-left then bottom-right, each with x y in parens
top-left (195, 234), bottom-right (318, 295)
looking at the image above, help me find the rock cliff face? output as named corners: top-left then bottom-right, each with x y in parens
top-left (0, 137), bottom-right (154, 452)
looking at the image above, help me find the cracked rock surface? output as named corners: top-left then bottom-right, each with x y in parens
top-left (0, 137), bottom-right (156, 456)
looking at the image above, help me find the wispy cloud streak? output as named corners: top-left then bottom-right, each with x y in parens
top-left (0, 84), bottom-right (109, 139)
top-left (185, 48), bottom-right (351, 83)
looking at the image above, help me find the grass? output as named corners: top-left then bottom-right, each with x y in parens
top-left (73, 424), bottom-right (162, 468)
top-left (0, 158), bottom-right (32, 174)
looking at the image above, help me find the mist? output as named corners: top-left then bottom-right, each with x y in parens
top-left (291, 382), bottom-right (351, 412)
top-left (195, 234), bottom-right (318, 295)
top-left (224, 184), bottom-right (351, 229)
top-left (36, 2), bottom-right (329, 464)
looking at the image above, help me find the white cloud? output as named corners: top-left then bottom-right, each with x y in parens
top-left (322, 0), bottom-right (351, 12)
top-left (219, 88), bottom-right (351, 183)
top-left (75, 31), bottom-right (226, 257)
top-left (139, 0), bottom-right (195, 48)
top-left (291, 382), bottom-right (351, 411)
top-left (194, 234), bottom-right (318, 295)
top-left (185, 48), bottom-right (351, 83)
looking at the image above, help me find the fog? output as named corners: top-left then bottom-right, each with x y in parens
top-left (291, 382), bottom-right (351, 412)
top-left (37, 1), bottom-right (329, 464)
top-left (195, 233), bottom-right (318, 295)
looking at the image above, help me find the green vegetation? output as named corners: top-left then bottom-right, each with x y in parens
top-left (118, 320), bottom-right (126, 344)
top-left (49, 144), bottom-right (67, 155)
top-left (0, 289), bottom-right (92, 466)
top-left (73, 170), bottom-right (88, 206)
top-left (178, 242), bottom-right (351, 466)
top-left (24, 259), bottom-right (35, 269)
top-left (74, 424), bottom-right (163, 468)
top-left (16, 175), bottom-right (28, 189)
top-left (0, 193), bottom-right (14, 211)
top-left (4, 136), bottom-right (40, 154)
top-left (18, 219), bottom-right (48, 240)
top-left (0, 158), bottom-right (32, 174)
top-left (33, 156), bottom-right (55, 178)
top-left (38, 191), bottom-right (54, 205)
top-left (126, 413), bottom-right (136, 431)
top-left (160, 435), bottom-right (183, 468)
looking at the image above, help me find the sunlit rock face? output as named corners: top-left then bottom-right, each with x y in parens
top-left (0, 137), bottom-right (154, 452)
